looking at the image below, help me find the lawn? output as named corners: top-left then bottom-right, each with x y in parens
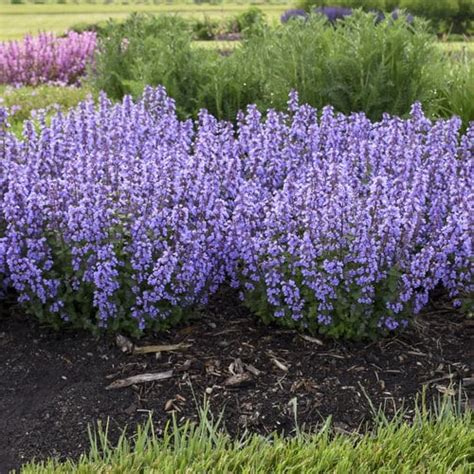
top-left (0, 3), bottom-right (290, 39)
top-left (20, 400), bottom-right (474, 474)
top-left (0, 3), bottom-right (472, 57)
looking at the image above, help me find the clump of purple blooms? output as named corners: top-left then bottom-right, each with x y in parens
top-left (0, 31), bottom-right (96, 86)
top-left (314, 6), bottom-right (353, 23)
top-left (0, 88), bottom-right (472, 337)
top-left (281, 9), bottom-right (309, 24)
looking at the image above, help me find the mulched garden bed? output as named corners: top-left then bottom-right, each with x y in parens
top-left (1, 290), bottom-right (473, 473)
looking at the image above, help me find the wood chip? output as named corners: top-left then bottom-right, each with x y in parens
top-left (406, 351), bottom-right (428, 357)
top-left (224, 372), bottom-right (252, 386)
top-left (435, 385), bottom-right (456, 396)
top-left (133, 343), bottom-right (191, 354)
top-left (228, 358), bottom-right (244, 375)
top-left (244, 363), bottom-right (262, 376)
top-left (271, 358), bottom-right (289, 372)
top-left (314, 352), bottom-right (345, 359)
top-left (116, 335), bottom-right (191, 355)
top-left (116, 334), bottom-right (134, 353)
top-left (299, 334), bottom-right (323, 346)
top-left (462, 377), bottom-right (474, 387)
top-left (164, 399), bottom-right (175, 411)
top-left (106, 370), bottom-right (174, 390)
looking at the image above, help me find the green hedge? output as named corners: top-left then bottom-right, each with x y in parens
top-left (91, 12), bottom-right (474, 125)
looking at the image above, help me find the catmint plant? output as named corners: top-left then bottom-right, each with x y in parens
top-left (0, 88), bottom-right (471, 338)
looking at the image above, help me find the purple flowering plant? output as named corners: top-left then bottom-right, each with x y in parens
top-left (281, 9), bottom-right (309, 24)
top-left (0, 87), bottom-right (238, 334)
top-left (230, 92), bottom-right (473, 338)
top-left (0, 88), bottom-right (472, 338)
top-left (0, 31), bottom-right (96, 86)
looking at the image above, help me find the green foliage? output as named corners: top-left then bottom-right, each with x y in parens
top-left (219, 12), bottom-right (446, 121)
top-left (91, 14), bottom-right (218, 118)
top-left (436, 51), bottom-right (474, 128)
top-left (69, 20), bottom-right (108, 35)
top-left (191, 16), bottom-right (222, 40)
top-left (0, 85), bottom-right (92, 136)
top-left (231, 6), bottom-right (267, 36)
top-left (92, 12), bottom-right (473, 124)
top-left (22, 396), bottom-right (474, 473)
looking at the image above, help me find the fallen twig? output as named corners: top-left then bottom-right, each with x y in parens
top-left (245, 363), bottom-right (262, 376)
top-left (115, 334), bottom-right (191, 355)
top-left (134, 343), bottom-right (191, 354)
top-left (299, 334), bottom-right (324, 346)
top-left (271, 358), bottom-right (289, 372)
top-left (106, 370), bottom-right (174, 390)
top-left (224, 373), bottom-right (253, 387)
top-left (421, 374), bottom-right (455, 385)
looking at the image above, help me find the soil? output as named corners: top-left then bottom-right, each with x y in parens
top-left (1, 290), bottom-right (473, 473)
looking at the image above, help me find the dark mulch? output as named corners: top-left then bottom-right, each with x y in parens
top-left (0, 290), bottom-right (473, 473)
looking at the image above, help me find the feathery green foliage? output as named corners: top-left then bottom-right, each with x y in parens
top-left (92, 11), bottom-right (474, 124)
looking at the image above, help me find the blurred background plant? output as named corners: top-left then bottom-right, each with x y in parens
top-left (296, 0), bottom-right (473, 35)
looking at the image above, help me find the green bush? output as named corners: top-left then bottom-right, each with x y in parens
top-left (436, 53), bottom-right (474, 126)
top-left (230, 6), bottom-right (267, 36)
top-left (91, 12), bottom-right (473, 124)
top-left (92, 14), bottom-right (218, 118)
top-left (191, 16), bottom-right (222, 40)
top-left (69, 21), bottom-right (108, 35)
top-left (206, 11), bottom-right (451, 121)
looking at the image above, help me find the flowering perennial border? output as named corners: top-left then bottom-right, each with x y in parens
top-left (0, 87), bottom-right (472, 338)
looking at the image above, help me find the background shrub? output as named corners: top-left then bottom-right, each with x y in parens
top-left (298, 0), bottom-right (474, 34)
top-left (230, 7), bottom-right (267, 36)
top-left (208, 12), bottom-right (448, 122)
top-left (191, 16), bottom-right (223, 40)
top-left (92, 14), bottom-right (218, 118)
top-left (92, 11), bottom-right (474, 124)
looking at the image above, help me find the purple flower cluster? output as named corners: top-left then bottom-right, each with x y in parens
top-left (314, 6), bottom-right (353, 23)
top-left (281, 9), bottom-right (308, 24)
top-left (0, 88), bottom-right (472, 337)
top-left (0, 31), bottom-right (96, 86)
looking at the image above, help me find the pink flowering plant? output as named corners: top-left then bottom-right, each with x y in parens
top-left (0, 31), bottom-right (96, 86)
top-left (0, 88), bottom-right (472, 338)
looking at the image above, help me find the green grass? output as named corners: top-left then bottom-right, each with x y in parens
top-left (0, 3), bottom-right (289, 40)
top-left (20, 396), bottom-right (474, 474)
top-left (439, 41), bottom-right (474, 52)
